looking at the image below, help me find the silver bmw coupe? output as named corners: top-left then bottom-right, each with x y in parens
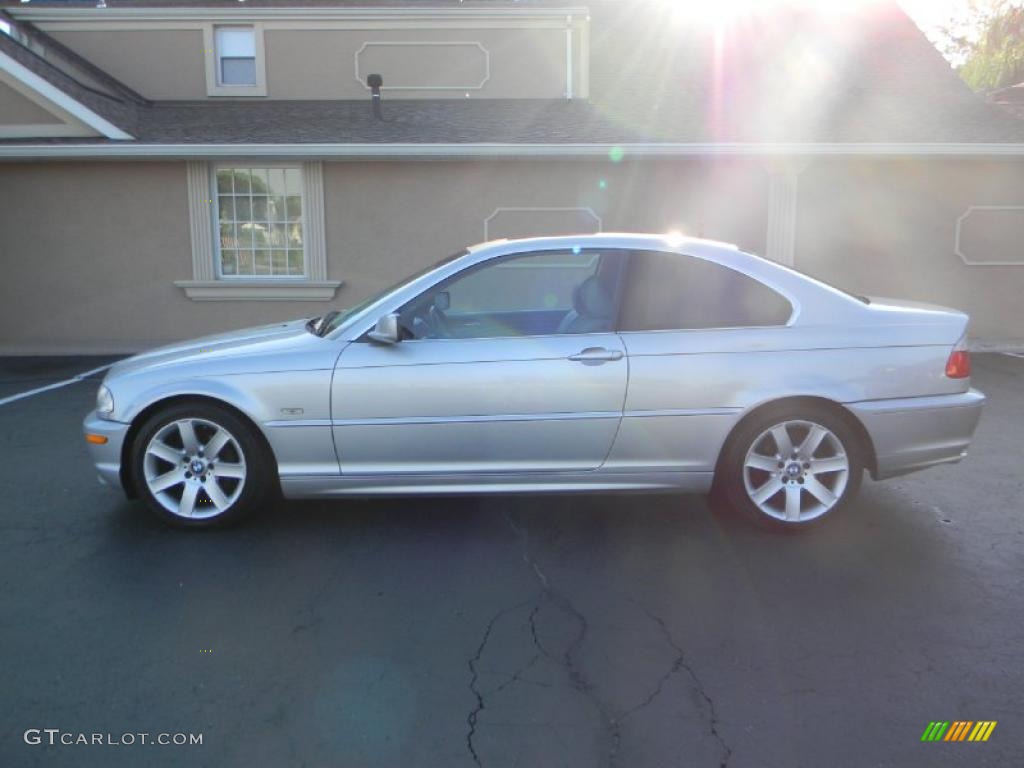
top-left (83, 234), bottom-right (984, 530)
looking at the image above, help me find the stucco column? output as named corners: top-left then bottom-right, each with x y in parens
top-left (763, 159), bottom-right (809, 266)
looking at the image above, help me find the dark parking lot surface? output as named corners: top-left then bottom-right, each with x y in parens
top-left (0, 354), bottom-right (1022, 767)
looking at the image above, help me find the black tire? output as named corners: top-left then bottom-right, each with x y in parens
top-left (715, 403), bottom-right (864, 532)
top-left (131, 401), bottom-right (273, 529)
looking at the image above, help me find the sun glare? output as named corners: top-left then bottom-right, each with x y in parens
top-left (654, 0), bottom-right (782, 27)
top-left (655, 0), bottom-right (872, 27)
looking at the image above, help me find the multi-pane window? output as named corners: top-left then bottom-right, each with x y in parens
top-left (215, 167), bottom-right (304, 277)
top-left (215, 26), bottom-right (256, 86)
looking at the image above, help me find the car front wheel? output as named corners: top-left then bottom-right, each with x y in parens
top-left (132, 402), bottom-right (271, 528)
top-left (718, 405), bottom-right (864, 530)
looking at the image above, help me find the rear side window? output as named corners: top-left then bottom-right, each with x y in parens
top-left (618, 250), bottom-right (793, 331)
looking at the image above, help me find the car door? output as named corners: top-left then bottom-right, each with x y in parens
top-left (332, 248), bottom-right (629, 474)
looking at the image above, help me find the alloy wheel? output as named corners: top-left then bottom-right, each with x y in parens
top-left (741, 419), bottom-right (850, 523)
top-left (142, 418), bottom-right (247, 519)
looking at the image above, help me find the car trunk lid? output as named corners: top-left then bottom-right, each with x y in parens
top-left (863, 296), bottom-right (969, 340)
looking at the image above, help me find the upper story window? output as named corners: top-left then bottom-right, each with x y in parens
top-left (204, 24), bottom-right (265, 96)
top-left (215, 166), bottom-right (305, 278)
top-left (215, 26), bottom-right (256, 87)
top-left (618, 251), bottom-right (793, 331)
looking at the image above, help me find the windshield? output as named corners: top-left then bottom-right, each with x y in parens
top-left (316, 249), bottom-right (467, 336)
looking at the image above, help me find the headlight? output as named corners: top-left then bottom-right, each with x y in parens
top-left (96, 385), bottom-right (114, 418)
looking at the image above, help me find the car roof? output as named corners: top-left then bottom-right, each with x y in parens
top-left (467, 232), bottom-right (740, 254)
top-left (460, 232), bottom-right (880, 327)
top-left (335, 231), bottom-right (875, 340)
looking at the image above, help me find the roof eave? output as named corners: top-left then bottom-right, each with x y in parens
top-left (4, 142), bottom-right (1024, 160)
top-left (7, 6), bottom-right (590, 23)
top-left (0, 49), bottom-right (134, 140)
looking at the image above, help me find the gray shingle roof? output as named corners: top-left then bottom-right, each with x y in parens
top-left (3, 0), bottom-right (1024, 147)
top-left (106, 92), bottom-right (1024, 144)
top-left (0, 22), bottom-right (141, 132)
top-left (136, 99), bottom-right (619, 143)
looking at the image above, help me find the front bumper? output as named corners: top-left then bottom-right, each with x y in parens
top-left (848, 389), bottom-right (985, 480)
top-left (82, 410), bottom-right (131, 491)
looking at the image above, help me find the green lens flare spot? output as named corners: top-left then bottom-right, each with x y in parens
top-left (608, 146), bottom-right (625, 163)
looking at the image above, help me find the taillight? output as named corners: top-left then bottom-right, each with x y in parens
top-left (945, 337), bottom-right (971, 379)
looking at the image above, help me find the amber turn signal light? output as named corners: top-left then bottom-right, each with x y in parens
top-left (945, 349), bottom-right (971, 379)
top-left (85, 434), bottom-right (108, 445)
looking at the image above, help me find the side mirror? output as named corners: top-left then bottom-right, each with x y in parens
top-left (367, 313), bottom-right (401, 345)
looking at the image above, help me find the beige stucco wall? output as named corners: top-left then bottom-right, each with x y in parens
top-left (0, 158), bottom-right (767, 352)
top-left (48, 29), bottom-right (208, 100)
top-left (795, 158), bottom-right (1024, 340)
top-left (266, 28), bottom-right (566, 99)
top-left (5, 155), bottom-right (1022, 351)
top-left (0, 79), bottom-right (62, 125)
top-left (43, 25), bottom-right (574, 100)
top-left (0, 162), bottom-right (324, 353)
top-left (320, 159), bottom-right (769, 310)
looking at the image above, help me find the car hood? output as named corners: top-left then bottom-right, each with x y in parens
top-left (109, 318), bottom-right (316, 377)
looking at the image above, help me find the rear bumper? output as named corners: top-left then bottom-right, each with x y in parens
top-left (82, 410), bottom-right (131, 491)
top-left (848, 389), bottom-right (985, 480)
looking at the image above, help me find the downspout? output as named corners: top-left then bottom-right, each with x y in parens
top-left (565, 15), bottom-right (573, 100)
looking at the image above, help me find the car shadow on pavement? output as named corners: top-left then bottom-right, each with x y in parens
top-left (100, 485), bottom-right (956, 603)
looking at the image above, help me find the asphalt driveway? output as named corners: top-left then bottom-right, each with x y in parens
top-left (0, 354), bottom-right (1021, 767)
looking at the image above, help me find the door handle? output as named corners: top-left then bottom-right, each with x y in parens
top-left (568, 347), bottom-right (624, 363)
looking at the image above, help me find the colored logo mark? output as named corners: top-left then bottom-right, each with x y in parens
top-left (921, 721), bottom-right (997, 742)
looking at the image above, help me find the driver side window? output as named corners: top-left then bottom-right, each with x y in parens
top-left (400, 249), bottom-right (625, 340)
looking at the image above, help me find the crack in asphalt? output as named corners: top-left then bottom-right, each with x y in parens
top-left (491, 654), bottom-right (550, 694)
top-left (634, 601), bottom-right (733, 768)
top-left (466, 598), bottom-right (536, 767)
top-left (290, 547), bottom-right (351, 636)
top-left (528, 601), bottom-right (553, 661)
top-left (550, 587), bottom-right (623, 767)
top-left (501, 509), bottom-right (623, 764)
top-left (464, 509), bottom-right (734, 768)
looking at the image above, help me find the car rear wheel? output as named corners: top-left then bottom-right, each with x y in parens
top-left (132, 402), bottom-right (271, 528)
top-left (718, 404), bottom-right (863, 531)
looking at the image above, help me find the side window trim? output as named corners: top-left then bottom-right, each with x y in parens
top-left (388, 329), bottom-right (624, 345)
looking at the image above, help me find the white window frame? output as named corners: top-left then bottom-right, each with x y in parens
top-left (203, 23), bottom-right (267, 97)
top-left (177, 161), bottom-right (339, 301)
